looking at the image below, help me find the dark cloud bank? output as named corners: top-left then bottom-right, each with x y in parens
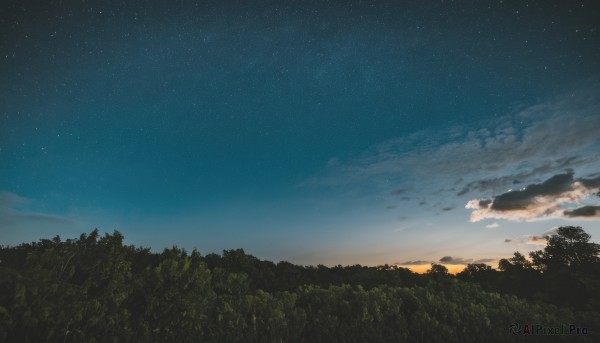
top-left (466, 172), bottom-right (600, 221)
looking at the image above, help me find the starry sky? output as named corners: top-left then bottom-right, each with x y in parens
top-left (1, 0), bottom-right (600, 272)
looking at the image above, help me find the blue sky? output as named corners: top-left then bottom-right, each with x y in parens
top-left (1, 1), bottom-right (599, 271)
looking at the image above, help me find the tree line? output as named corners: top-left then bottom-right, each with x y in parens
top-left (0, 226), bottom-right (598, 342)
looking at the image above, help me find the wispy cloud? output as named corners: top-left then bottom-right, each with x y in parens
top-left (391, 188), bottom-right (410, 196)
top-left (504, 228), bottom-right (559, 245)
top-left (438, 256), bottom-right (494, 265)
top-left (302, 88), bottom-right (600, 214)
top-left (0, 191), bottom-right (28, 207)
top-left (397, 260), bottom-right (432, 266)
top-left (0, 191), bottom-right (76, 243)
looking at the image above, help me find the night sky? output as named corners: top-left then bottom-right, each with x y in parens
top-left (2, 0), bottom-right (600, 272)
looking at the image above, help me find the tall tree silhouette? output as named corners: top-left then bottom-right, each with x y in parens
top-left (530, 226), bottom-right (600, 272)
top-left (527, 226), bottom-right (600, 310)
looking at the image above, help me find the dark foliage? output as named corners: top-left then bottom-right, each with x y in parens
top-left (1, 226), bottom-right (599, 342)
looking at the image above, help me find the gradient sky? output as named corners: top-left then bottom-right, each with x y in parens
top-left (1, 0), bottom-right (599, 272)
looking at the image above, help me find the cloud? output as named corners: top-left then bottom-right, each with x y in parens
top-left (466, 172), bottom-right (600, 222)
top-left (439, 256), bottom-right (470, 264)
top-left (579, 175), bottom-right (600, 189)
top-left (485, 222), bottom-right (499, 228)
top-left (397, 260), bottom-right (432, 266)
top-left (490, 173), bottom-right (575, 211)
top-left (438, 256), bottom-right (494, 265)
top-left (0, 191), bottom-right (75, 234)
top-left (527, 235), bottom-right (549, 245)
top-left (0, 191), bottom-right (28, 207)
top-left (302, 88), bottom-right (600, 214)
top-left (391, 188), bottom-right (410, 196)
top-left (564, 205), bottom-right (600, 219)
top-left (439, 256), bottom-right (454, 263)
top-left (504, 228), bottom-right (558, 245)
top-left (456, 156), bottom-right (590, 196)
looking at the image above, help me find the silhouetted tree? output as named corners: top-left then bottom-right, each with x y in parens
top-left (426, 263), bottom-right (449, 280)
top-left (530, 226), bottom-right (600, 272)
top-left (498, 251), bottom-right (533, 271)
top-left (456, 264), bottom-right (498, 292)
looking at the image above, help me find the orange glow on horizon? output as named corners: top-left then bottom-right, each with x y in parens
top-left (404, 264), bottom-right (468, 275)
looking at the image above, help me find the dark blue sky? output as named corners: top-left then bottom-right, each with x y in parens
top-left (2, 0), bottom-right (599, 270)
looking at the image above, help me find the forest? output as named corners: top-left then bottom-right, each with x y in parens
top-left (1, 226), bottom-right (599, 342)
